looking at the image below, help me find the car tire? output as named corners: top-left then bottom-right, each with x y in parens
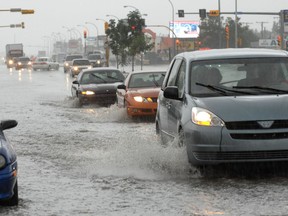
top-left (178, 128), bottom-right (185, 148)
top-left (2, 180), bottom-right (19, 206)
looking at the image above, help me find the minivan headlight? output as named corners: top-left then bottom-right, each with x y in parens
top-left (192, 107), bottom-right (224, 126)
top-left (0, 155), bottom-right (6, 169)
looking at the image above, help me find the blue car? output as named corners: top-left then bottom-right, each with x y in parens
top-left (0, 120), bottom-right (18, 206)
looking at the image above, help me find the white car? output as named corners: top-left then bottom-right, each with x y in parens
top-left (32, 57), bottom-right (60, 71)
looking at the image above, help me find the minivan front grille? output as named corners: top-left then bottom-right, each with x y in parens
top-left (226, 120), bottom-right (288, 130)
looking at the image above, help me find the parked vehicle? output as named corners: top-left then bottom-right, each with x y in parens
top-left (69, 59), bottom-right (92, 77)
top-left (117, 70), bottom-right (166, 117)
top-left (14, 56), bottom-right (32, 70)
top-left (32, 57), bottom-right (59, 71)
top-left (156, 48), bottom-right (288, 167)
top-left (5, 44), bottom-right (24, 69)
top-left (63, 54), bottom-right (83, 73)
top-left (0, 120), bottom-right (18, 206)
top-left (71, 67), bottom-right (125, 106)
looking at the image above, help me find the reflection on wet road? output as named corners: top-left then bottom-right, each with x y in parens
top-left (1, 65), bottom-right (288, 216)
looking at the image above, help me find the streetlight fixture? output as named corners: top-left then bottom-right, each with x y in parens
top-left (123, 5), bottom-right (147, 17)
top-left (85, 22), bottom-right (99, 48)
top-left (123, 5), bottom-right (139, 11)
top-left (0, 8), bottom-right (35, 14)
top-left (106, 14), bottom-right (119, 20)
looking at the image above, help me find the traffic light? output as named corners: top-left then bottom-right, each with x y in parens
top-left (178, 10), bottom-right (184, 18)
top-left (199, 9), bottom-right (206, 20)
top-left (83, 30), bottom-right (87, 39)
top-left (104, 22), bottom-right (109, 31)
top-left (131, 25), bottom-right (136, 31)
top-left (21, 22), bottom-right (25, 29)
top-left (176, 39), bottom-right (181, 46)
top-left (277, 35), bottom-right (282, 47)
top-left (225, 25), bottom-right (229, 40)
top-left (21, 9), bottom-right (34, 14)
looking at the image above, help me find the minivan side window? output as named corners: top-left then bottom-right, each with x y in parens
top-left (175, 60), bottom-right (186, 97)
top-left (166, 59), bottom-right (182, 87)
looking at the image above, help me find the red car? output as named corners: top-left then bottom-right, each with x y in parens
top-left (116, 70), bottom-right (166, 117)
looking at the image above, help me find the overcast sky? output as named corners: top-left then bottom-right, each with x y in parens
top-left (0, 0), bottom-right (287, 55)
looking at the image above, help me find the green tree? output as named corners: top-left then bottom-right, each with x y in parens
top-left (198, 16), bottom-right (259, 48)
top-left (106, 10), bottom-right (154, 71)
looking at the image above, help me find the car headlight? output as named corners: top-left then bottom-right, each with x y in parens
top-left (65, 63), bottom-right (69, 67)
top-left (133, 96), bottom-right (153, 103)
top-left (81, 90), bottom-right (95, 95)
top-left (0, 155), bottom-right (6, 169)
top-left (192, 107), bottom-right (224, 126)
top-left (8, 60), bottom-right (13, 65)
top-left (18, 62), bottom-right (22, 65)
top-left (73, 66), bottom-right (78, 71)
top-left (96, 60), bottom-right (101, 64)
top-left (28, 61), bottom-right (32, 65)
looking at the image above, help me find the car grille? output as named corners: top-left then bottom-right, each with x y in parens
top-left (226, 120), bottom-right (288, 130)
top-left (225, 120), bottom-right (288, 140)
top-left (194, 150), bottom-right (288, 161)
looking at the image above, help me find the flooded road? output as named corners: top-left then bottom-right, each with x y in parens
top-left (1, 65), bottom-right (288, 216)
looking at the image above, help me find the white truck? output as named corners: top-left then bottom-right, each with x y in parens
top-left (5, 44), bottom-right (24, 68)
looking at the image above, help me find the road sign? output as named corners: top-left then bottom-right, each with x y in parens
top-left (209, 10), bottom-right (219, 17)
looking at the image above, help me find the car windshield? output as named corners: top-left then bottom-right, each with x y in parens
top-left (66, 55), bottom-right (82, 61)
top-left (128, 72), bottom-right (166, 88)
top-left (88, 54), bottom-right (101, 60)
top-left (190, 57), bottom-right (288, 97)
top-left (19, 57), bottom-right (30, 61)
top-left (80, 70), bottom-right (125, 84)
top-left (38, 58), bottom-right (48, 62)
top-left (73, 60), bottom-right (90, 65)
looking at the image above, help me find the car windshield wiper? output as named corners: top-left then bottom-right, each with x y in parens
top-left (233, 86), bottom-right (288, 94)
top-left (196, 83), bottom-right (256, 95)
top-left (106, 75), bottom-right (123, 82)
top-left (195, 82), bottom-right (228, 95)
top-left (90, 74), bottom-right (107, 83)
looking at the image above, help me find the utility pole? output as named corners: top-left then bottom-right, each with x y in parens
top-left (256, 21), bottom-right (269, 39)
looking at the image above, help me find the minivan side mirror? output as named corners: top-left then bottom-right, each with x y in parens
top-left (0, 120), bottom-right (18, 130)
top-left (163, 86), bottom-right (180, 100)
top-left (117, 84), bottom-right (126, 90)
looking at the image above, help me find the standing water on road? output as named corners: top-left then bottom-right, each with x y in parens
top-left (1, 65), bottom-right (288, 216)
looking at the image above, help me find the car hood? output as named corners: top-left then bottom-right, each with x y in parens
top-left (81, 82), bottom-right (123, 92)
top-left (193, 95), bottom-right (288, 122)
top-left (127, 87), bottom-right (161, 97)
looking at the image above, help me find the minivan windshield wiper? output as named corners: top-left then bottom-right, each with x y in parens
top-left (196, 82), bottom-right (256, 95)
top-left (234, 86), bottom-right (288, 94)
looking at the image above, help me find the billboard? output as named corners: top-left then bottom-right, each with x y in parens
top-left (169, 21), bottom-right (200, 38)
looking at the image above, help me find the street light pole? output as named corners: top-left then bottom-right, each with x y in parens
top-left (235, 0), bottom-right (238, 48)
top-left (168, 0), bottom-right (176, 57)
top-left (218, 0), bottom-right (222, 48)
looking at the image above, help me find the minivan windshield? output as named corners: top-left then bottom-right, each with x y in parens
top-left (190, 57), bottom-right (288, 97)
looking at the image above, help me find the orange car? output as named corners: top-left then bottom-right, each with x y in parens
top-left (116, 70), bottom-right (166, 116)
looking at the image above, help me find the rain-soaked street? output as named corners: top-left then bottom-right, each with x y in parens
top-left (1, 64), bottom-right (288, 216)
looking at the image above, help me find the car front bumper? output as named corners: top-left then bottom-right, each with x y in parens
top-left (184, 122), bottom-right (288, 165)
top-left (126, 102), bottom-right (158, 116)
top-left (0, 160), bottom-right (17, 200)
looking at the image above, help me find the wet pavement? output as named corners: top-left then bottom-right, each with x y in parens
top-left (1, 65), bottom-right (288, 216)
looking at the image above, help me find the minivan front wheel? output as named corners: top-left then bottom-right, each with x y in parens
top-left (178, 128), bottom-right (185, 148)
